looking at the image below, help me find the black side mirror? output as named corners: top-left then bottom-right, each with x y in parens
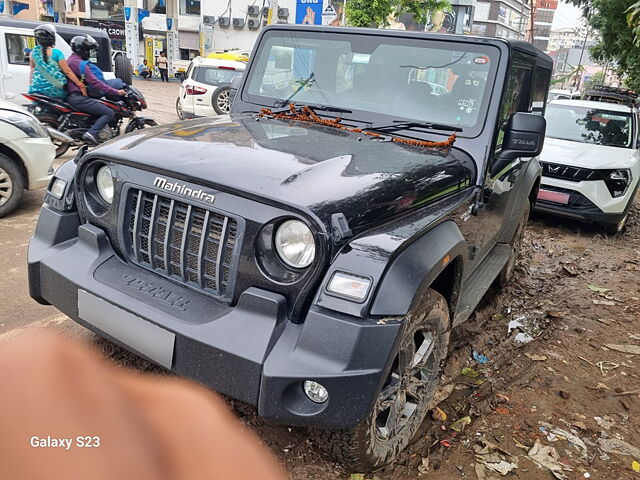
top-left (491, 112), bottom-right (546, 176)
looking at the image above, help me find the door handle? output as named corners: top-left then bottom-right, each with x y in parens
top-left (2, 73), bottom-right (13, 79)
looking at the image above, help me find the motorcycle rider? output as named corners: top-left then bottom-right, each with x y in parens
top-left (66, 35), bottom-right (126, 146)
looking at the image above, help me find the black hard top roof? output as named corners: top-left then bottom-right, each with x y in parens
top-left (262, 25), bottom-right (553, 68)
top-left (0, 18), bottom-right (108, 39)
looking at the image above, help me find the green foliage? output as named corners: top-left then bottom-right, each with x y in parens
top-left (569, 0), bottom-right (640, 90)
top-left (345, 0), bottom-right (451, 28)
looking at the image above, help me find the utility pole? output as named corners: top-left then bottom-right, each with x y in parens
top-left (528, 0), bottom-right (535, 42)
top-left (123, 0), bottom-right (140, 72)
top-left (573, 27), bottom-right (589, 90)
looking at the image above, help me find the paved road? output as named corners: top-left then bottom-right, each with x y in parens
top-left (0, 79), bottom-right (181, 336)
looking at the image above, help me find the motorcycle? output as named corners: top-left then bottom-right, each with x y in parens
top-left (22, 85), bottom-right (157, 157)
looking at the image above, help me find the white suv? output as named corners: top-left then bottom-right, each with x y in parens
top-left (175, 57), bottom-right (246, 118)
top-left (536, 99), bottom-right (640, 233)
top-left (0, 100), bottom-right (56, 217)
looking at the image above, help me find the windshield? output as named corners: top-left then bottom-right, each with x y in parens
top-left (545, 103), bottom-right (634, 148)
top-left (193, 66), bottom-right (241, 86)
top-left (243, 31), bottom-right (499, 135)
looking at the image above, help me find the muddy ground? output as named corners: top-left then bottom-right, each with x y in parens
top-left (92, 195), bottom-right (640, 480)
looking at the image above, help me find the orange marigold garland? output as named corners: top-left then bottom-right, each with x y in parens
top-left (258, 104), bottom-right (456, 149)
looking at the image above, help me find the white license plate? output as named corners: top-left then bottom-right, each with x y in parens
top-left (78, 290), bottom-right (175, 369)
top-left (538, 188), bottom-right (570, 205)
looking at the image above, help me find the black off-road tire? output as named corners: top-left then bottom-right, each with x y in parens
top-left (114, 53), bottom-right (133, 85)
top-left (212, 86), bottom-right (231, 115)
top-left (0, 154), bottom-right (25, 218)
top-left (496, 202), bottom-right (530, 286)
top-left (36, 113), bottom-right (69, 158)
top-left (318, 289), bottom-right (451, 471)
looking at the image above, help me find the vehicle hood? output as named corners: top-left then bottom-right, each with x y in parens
top-left (92, 115), bottom-right (475, 232)
top-left (540, 137), bottom-right (639, 169)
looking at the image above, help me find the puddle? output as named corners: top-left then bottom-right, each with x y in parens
top-left (508, 314), bottom-right (545, 344)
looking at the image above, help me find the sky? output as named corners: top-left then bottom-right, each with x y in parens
top-left (552, 1), bottom-right (584, 29)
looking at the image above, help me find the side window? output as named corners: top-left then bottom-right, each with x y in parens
top-left (496, 65), bottom-right (531, 149)
top-left (5, 34), bottom-right (35, 65)
top-left (532, 66), bottom-right (551, 115)
top-left (185, 62), bottom-right (193, 79)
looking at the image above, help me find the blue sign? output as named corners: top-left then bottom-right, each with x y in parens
top-left (296, 0), bottom-right (322, 25)
top-left (166, 18), bottom-right (173, 31)
top-left (12, 1), bottom-right (29, 15)
top-left (138, 9), bottom-right (150, 23)
top-left (53, 11), bottom-right (59, 22)
top-left (124, 6), bottom-right (131, 21)
top-left (0, 1), bottom-right (4, 14)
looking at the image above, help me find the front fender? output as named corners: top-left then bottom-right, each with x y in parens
top-left (370, 220), bottom-right (467, 316)
top-left (313, 190), bottom-right (473, 318)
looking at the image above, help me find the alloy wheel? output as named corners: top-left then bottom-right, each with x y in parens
top-left (374, 328), bottom-right (436, 440)
top-left (0, 166), bottom-right (13, 207)
top-left (217, 89), bottom-right (230, 113)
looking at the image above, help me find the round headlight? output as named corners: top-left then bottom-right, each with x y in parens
top-left (95, 165), bottom-right (114, 204)
top-left (274, 219), bottom-right (315, 269)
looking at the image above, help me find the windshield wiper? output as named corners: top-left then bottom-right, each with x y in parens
top-left (265, 103), bottom-right (353, 115)
top-left (364, 120), bottom-right (462, 133)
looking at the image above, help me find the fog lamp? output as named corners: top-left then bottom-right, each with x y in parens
top-left (327, 271), bottom-right (372, 301)
top-left (303, 380), bottom-right (329, 404)
top-left (49, 177), bottom-right (67, 199)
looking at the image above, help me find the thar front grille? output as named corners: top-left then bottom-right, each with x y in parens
top-left (126, 189), bottom-right (238, 298)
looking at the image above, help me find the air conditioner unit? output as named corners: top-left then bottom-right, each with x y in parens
top-left (276, 19), bottom-right (288, 24)
top-left (203, 15), bottom-right (215, 25)
top-left (277, 8), bottom-right (289, 18)
top-left (218, 16), bottom-right (230, 27)
top-left (261, 7), bottom-right (269, 17)
top-left (247, 5), bottom-right (260, 16)
top-left (262, 19), bottom-right (268, 26)
top-left (233, 17), bottom-right (245, 28)
top-left (247, 18), bottom-right (260, 29)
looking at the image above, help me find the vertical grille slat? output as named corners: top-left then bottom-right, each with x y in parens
top-left (215, 217), bottom-right (229, 294)
top-left (132, 190), bottom-right (143, 263)
top-left (126, 189), bottom-right (238, 298)
top-left (197, 210), bottom-right (211, 290)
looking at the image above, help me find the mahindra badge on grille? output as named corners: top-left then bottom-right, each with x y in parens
top-left (153, 177), bottom-right (215, 204)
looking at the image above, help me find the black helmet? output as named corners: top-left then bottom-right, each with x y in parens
top-left (34, 24), bottom-right (56, 47)
top-left (70, 34), bottom-right (98, 60)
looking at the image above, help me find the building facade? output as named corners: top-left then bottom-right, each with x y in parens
top-left (531, 0), bottom-right (557, 51)
top-left (471, 0), bottom-right (531, 40)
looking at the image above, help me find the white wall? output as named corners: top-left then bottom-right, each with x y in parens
top-left (202, 0), bottom-right (297, 51)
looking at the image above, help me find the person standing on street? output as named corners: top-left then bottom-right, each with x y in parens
top-left (157, 51), bottom-right (169, 82)
top-left (66, 35), bottom-right (125, 146)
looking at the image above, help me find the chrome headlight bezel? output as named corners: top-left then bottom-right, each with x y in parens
top-left (95, 165), bottom-right (114, 204)
top-left (274, 219), bottom-right (316, 269)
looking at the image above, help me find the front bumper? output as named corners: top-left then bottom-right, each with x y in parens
top-left (534, 176), bottom-right (636, 225)
top-left (6, 136), bottom-right (56, 190)
top-left (28, 205), bottom-right (401, 428)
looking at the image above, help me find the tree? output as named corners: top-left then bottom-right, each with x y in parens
top-left (345, 0), bottom-right (451, 28)
top-left (569, 0), bottom-right (640, 90)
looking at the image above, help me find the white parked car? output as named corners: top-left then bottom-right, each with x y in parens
top-left (536, 99), bottom-right (640, 233)
top-left (0, 99), bottom-right (56, 217)
top-left (176, 57), bottom-right (246, 118)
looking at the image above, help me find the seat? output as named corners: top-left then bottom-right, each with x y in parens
top-left (392, 80), bottom-right (442, 120)
top-left (449, 74), bottom-right (486, 124)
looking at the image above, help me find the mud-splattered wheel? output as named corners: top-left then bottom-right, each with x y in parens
top-left (321, 289), bottom-right (450, 471)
